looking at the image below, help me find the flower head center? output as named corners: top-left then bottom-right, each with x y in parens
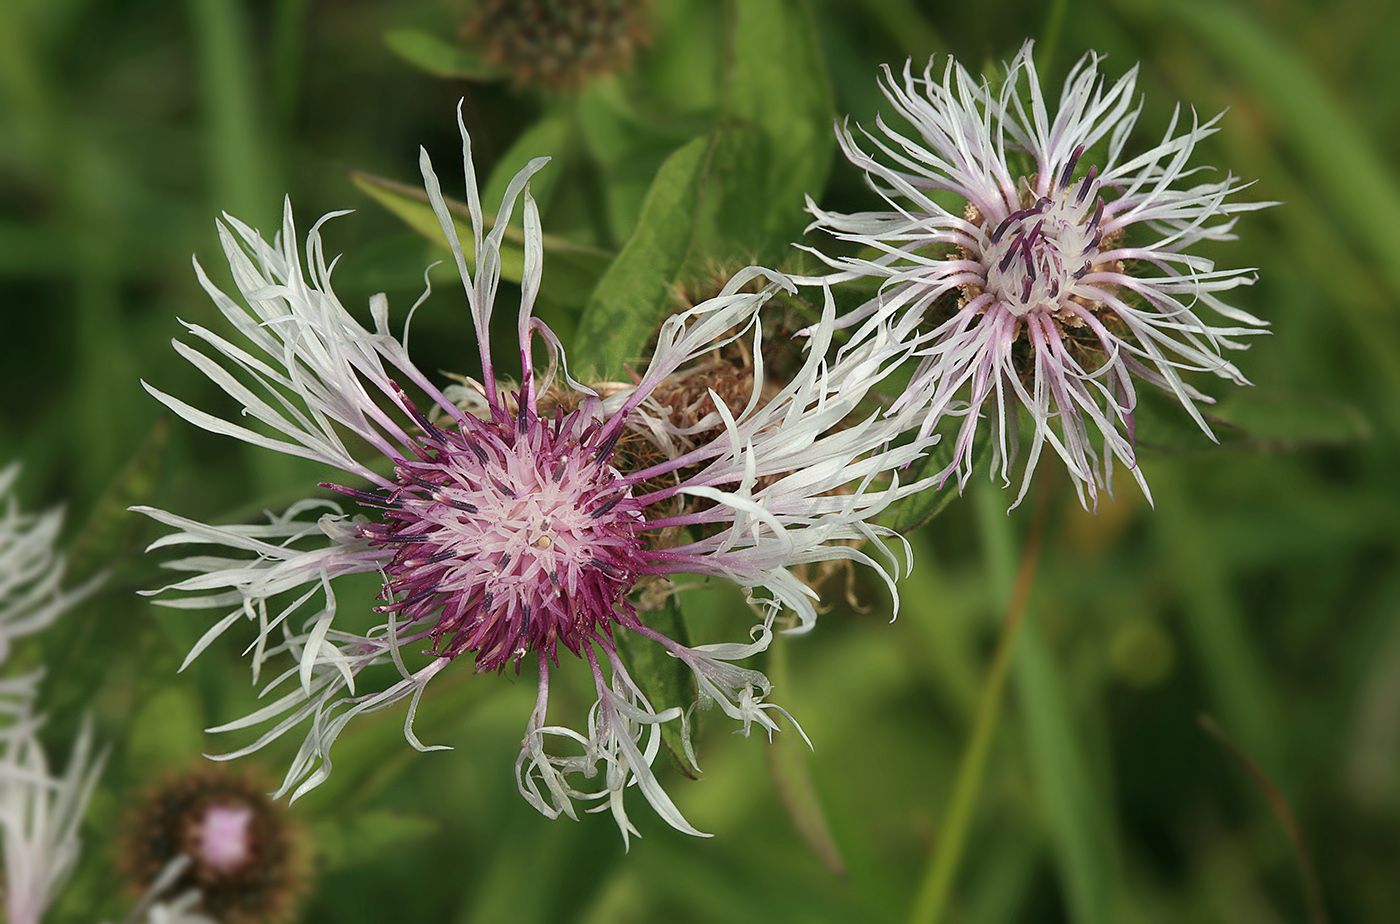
top-left (355, 406), bottom-right (647, 672)
top-left (982, 184), bottom-right (1103, 318)
top-left (194, 801), bottom-right (255, 875)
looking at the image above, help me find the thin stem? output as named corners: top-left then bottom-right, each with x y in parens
top-left (905, 483), bottom-right (1049, 924)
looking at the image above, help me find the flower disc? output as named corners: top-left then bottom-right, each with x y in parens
top-left (360, 407), bottom-right (647, 672)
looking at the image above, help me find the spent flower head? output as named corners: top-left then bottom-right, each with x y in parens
top-left (136, 107), bottom-right (933, 842)
top-left (464, 0), bottom-right (650, 90)
top-left (805, 41), bottom-right (1271, 508)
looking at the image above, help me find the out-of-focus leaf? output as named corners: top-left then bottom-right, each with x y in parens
top-left (124, 684), bottom-right (206, 777)
top-left (190, 0), bottom-right (278, 227)
top-left (350, 170), bottom-right (611, 309)
top-left (1152, 468), bottom-right (1284, 776)
top-left (578, 78), bottom-right (697, 244)
top-left (572, 133), bottom-right (717, 379)
top-left (617, 594), bottom-right (699, 778)
top-left (313, 809), bottom-right (442, 869)
top-left (481, 106), bottom-right (573, 220)
top-left (454, 816), bottom-right (608, 924)
top-left (67, 416), bottom-right (168, 585)
top-left (383, 28), bottom-right (505, 81)
top-left (1134, 387), bottom-right (1370, 454)
top-left (709, 0), bottom-right (835, 262)
top-left (0, 221), bottom-right (68, 276)
top-left (1210, 389), bottom-right (1371, 451)
top-left (765, 637), bottom-right (845, 875)
top-left (962, 824), bottom-right (1043, 924)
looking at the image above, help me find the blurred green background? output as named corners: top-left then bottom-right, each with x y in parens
top-left (2, 0), bottom-right (1398, 921)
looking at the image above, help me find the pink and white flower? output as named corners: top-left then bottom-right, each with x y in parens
top-left (0, 714), bottom-right (105, 924)
top-left (0, 466), bottom-right (106, 924)
top-left (0, 465), bottom-right (98, 671)
top-left (136, 109), bottom-right (933, 841)
top-left (804, 41), bottom-right (1270, 507)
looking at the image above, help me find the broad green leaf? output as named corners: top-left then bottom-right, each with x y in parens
top-left (383, 27), bottom-right (505, 81)
top-left (710, 0), bottom-right (835, 261)
top-left (572, 133), bottom-right (718, 379)
top-left (578, 77), bottom-right (698, 244)
top-left (616, 594), bottom-right (699, 778)
top-left (351, 170), bottom-right (611, 310)
top-left (1209, 389), bottom-right (1371, 450)
top-left (570, 0), bottom-right (832, 378)
top-left (313, 809), bottom-right (442, 869)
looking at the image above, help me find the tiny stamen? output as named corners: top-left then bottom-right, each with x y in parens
top-left (593, 430), bottom-right (622, 463)
top-left (591, 494), bottom-right (623, 518)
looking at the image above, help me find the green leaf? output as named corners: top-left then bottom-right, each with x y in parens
top-left (1209, 389), bottom-right (1371, 451)
top-left (893, 433), bottom-right (985, 534)
top-left (350, 170), bottom-right (612, 310)
top-left (190, 0), bottom-right (279, 227)
top-left (570, 0), bottom-right (832, 378)
top-left (1134, 386), bottom-right (1370, 454)
top-left (383, 28), bottom-right (505, 81)
top-left (711, 0), bottom-right (835, 260)
top-left (578, 77), bottom-right (699, 244)
top-left (616, 595), bottom-right (700, 778)
top-left (312, 809), bottom-right (442, 869)
top-left (571, 133), bottom-right (718, 379)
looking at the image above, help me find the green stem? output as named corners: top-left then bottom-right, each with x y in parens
top-left (905, 485), bottom-right (1047, 924)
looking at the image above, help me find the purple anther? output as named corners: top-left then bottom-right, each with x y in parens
top-left (1075, 166), bottom-right (1098, 205)
top-left (1059, 145), bottom-right (1085, 191)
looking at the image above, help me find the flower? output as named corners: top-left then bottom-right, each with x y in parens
top-left (0, 463), bottom-right (106, 924)
top-left (136, 108), bottom-right (932, 841)
top-left (803, 41), bottom-right (1270, 508)
top-left (463, 0), bottom-right (650, 90)
top-left (120, 766), bottom-right (308, 924)
top-left (0, 465), bottom-right (98, 669)
top-left (0, 713), bottom-right (105, 924)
